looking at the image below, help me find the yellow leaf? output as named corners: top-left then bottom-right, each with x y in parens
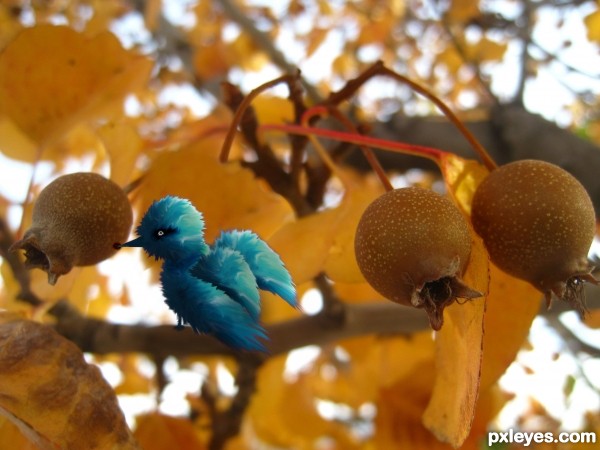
top-left (357, 15), bottom-right (395, 46)
top-left (480, 263), bottom-right (541, 389)
top-left (271, 171), bottom-right (384, 286)
top-left (0, 25), bottom-right (153, 147)
top-left (441, 153), bottom-right (489, 215)
top-left (98, 121), bottom-right (143, 186)
top-left (0, 415), bottom-right (40, 450)
top-left (446, 0), bottom-right (480, 22)
top-left (465, 37), bottom-right (507, 63)
top-left (268, 207), bottom-right (339, 284)
top-left (114, 355), bottom-right (154, 396)
top-left (137, 139), bottom-right (293, 244)
top-left (0, 116), bottom-right (37, 162)
top-left (584, 9), bottom-right (600, 42)
top-left (0, 317), bottom-right (138, 449)
top-left (324, 177), bottom-right (385, 283)
top-left (305, 27), bottom-right (329, 58)
top-left (584, 309), bottom-right (600, 328)
top-left (228, 34), bottom-right (267, 72)
top-left (248, 355), bottom-right (361, 449)
top-left (375, 361), bottom-right (446, 449)
top-left (252, 95), bottom-right (295, 126)
top-left (437, 47), bottom-right (463, 75)
top-left (422, 233), bottom-right (488, 448)
top-left (193, 41), bottom-right (231, 80)
top-left (134, 413), bottom-right (205, 450)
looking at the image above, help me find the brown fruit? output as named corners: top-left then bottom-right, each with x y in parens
top-left (11, 172), bottom-right (133, 285)
top-left (471, 159), bottom-right (597, 313)
top-left (354, 186), bottom-right (481, 330)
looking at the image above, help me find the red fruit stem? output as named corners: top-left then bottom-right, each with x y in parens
top-left (378, 66), bottom-right (498, 171)
top-left (260, 123), bottom-right (448, 164)
top-left (302, 105), bottom-right (394, 192)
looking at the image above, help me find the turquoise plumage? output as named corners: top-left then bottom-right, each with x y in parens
top-left (118, 196), bottom-right (297, 352)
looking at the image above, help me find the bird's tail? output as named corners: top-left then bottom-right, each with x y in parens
top-left (162, 272), bottom-right (269, 352)
top-left (214, 230), bottom-right (297, 307)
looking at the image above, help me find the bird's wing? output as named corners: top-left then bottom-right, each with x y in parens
top-left (161, 267), bottom-right (268, 352)
top-left (214, 230), bottom-right (297, 307)
top-left (191, 247), bottom-right (261, 320)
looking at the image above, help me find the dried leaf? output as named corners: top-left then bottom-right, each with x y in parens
top-left (480, 263), bottom-right (541, 389)
top-left (422, 233), bottom-right (488, 448)
top-left (0, 24), bottom-right (152, 148)
top-left (134, 413), bottom-right (205, 450)
top-left (0, 317), bottom-right (139, 449)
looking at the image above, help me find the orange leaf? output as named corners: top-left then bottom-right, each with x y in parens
top-left (193, 42), bottom-right (231, 80)
top-left (422, 233), bottom-right (488, 448)
top-left (98, 121), bottom-right (143, 187)
top-left (446, 0), bottom-right (480, 22)
top-left (268, 207), bottom-right (339, 284)
top-left (480, 263), bottom-right (541, 389)
top-left (134, 413), bottom-right (205, 450)
top-left (440, 153), bottom-right (489, 215)
top-left (0, 416), bottom-right (40, 450)
top-left (0, 24), bottom-right (152, 148)
top-left (324, 176), bottom-right (386, 283)
top-left (305, 27), bottom-right (329, 58)
top-left (583, 309), bottom-right (600, 329)
top-left (0, 317), bottom-right (138, 449)
top-left (584, 9), bottom-right (600, 42)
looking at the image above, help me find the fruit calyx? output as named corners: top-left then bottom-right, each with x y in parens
top-left (542, 269), bottom-right (598, 316)
top-left (11, 229), bottom-right (74, 285)
top-left (413, 274), bottom-right (482, 330)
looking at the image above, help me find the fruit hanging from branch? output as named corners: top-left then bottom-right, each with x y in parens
top-left (471, 159), bottom-right (597, 314)
top-left (11, 172), bottom-right (133, 285)
top-left (354, 186), bottom-right (482, 330)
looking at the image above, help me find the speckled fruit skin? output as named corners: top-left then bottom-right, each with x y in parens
top-left (471, 159), bottom-right (596, 306)
top-left (354, 187), bottom-right (475, 328)
top-left (11, 172), bottom-right (133, 284)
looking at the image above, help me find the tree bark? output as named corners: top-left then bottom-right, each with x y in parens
top-left (346, 104), bottom-right (600, 212)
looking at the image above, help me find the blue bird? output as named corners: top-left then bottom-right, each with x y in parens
top-left (117, 196), bottom-right (297, 352)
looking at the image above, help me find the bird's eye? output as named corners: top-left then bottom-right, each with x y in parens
top-left (154, 227), bottom-right (176, 239)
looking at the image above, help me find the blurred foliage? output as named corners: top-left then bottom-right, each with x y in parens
top-left (0, 1), bottom-right (599, 449)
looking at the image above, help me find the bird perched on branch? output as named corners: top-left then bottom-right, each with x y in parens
top-left (116, 196), bottom-right (297, 352)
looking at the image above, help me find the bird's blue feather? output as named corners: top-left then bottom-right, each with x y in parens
top-left (214, 230), bottom-right (297, 306)
top-left (119, 195), bottom-right (297, 352)
top-left (191, 247), bottom-right (261, 320)
top-left (161, 263), bottom-right (267, 352)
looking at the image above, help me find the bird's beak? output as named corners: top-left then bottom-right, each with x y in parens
top-left (116, 236), bottom-right (144, 248)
